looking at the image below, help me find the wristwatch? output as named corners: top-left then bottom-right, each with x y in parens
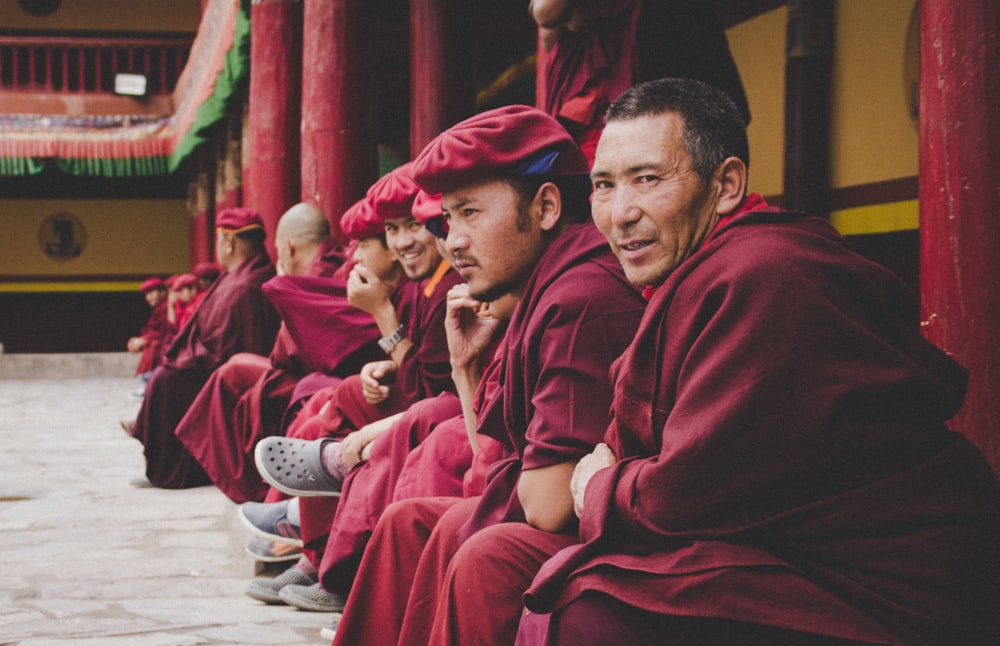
top-left (378, 325), bottom-right (406, 354)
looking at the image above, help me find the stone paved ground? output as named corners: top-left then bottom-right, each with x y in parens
top-left (0, 377), bottom-right (331, 646)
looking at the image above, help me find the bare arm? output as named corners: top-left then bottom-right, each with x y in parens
top-left (519, 461), bottom-right (579, 532)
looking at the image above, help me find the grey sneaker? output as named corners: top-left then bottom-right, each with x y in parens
top-left (245, 564), bottom-right (317, 604)
top-left (279, 582), bottom-right (346, 612)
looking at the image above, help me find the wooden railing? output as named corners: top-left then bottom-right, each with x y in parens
top-left (0, 35), bottom-right (191, 95)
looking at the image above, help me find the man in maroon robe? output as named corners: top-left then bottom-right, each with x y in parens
top-left (174, 202), bottom-right (366, 504)
top-left (329, 105), bottom-right (646, 645)
top-left (127, 277), bottom-right (171, 377)
top-left (518, 78), bottom-right (1000, 645)
top-left (130, 208), bottom-right (281, 489)
top-left (532, 0), bottom-right (749, 163)
top-left (241, 168), bottom-right (462, 610)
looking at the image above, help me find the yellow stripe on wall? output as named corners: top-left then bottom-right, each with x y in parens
top-left (829, 199), bottom-right (919, 236)
top-left (0, 282), bottom-right (142, 293)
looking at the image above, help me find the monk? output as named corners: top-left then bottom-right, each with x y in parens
top-left (130, 207), bottom-right (281, 489)
top-left (328, 105), bottom-right (647, 645)
top-left (241, 167), bottom-right (463, 611)
top-left (192, 261), bottom-right (221, 291)
top-left (532, 0), bottom-right (749, 163)
top-left (169, 273), bottom-right (200, 331)
top-left (127, 277), bottom-right (170, 378)
top-left (174, 202), bottom-right (367, 505)
top-left (515, 78), bottom-right (1000, 645)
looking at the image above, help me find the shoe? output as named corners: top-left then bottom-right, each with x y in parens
top-left (279, 582), bottom-right (346, 613)
top-left (255, 436), bottom-right (344, 497)
top-left (238, 500), bottom-right (303, 547)
top-left (245, 563), bottom-right (317, 604)
top-left (320, 624), bottom-right (338, 640)
top-left (119, 419), bottom-right (135, 437)
top-left (245, 536), bottom-right (302, 563)
top-left (132, 386), bottom-right (146, 398)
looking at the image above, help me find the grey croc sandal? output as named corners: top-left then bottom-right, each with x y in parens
top-left (254, 436), bottom-right (344, 497)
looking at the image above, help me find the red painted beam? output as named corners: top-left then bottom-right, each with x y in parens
top-left (919, 0), bottom-right (1000, 473)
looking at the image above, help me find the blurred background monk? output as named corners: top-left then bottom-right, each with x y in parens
top-left (126, 277), bottom-right (170, 380)
top-left (127, 207), bottom-right (280, 489)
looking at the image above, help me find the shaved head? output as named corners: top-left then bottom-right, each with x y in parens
top-left (276, 202), bottom-right (331, 246)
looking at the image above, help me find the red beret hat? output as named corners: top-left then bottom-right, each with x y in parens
top-left (216, 207), bottom-right (264, 234)
top-left (340, 197), bottom-right (385, 240)
top-left (411, 190), bottom-right (443, 224)
top-left (192, 262), bottom-right (221, 281)
top-left (367, 162), bottom-right (419, 222)
top-left (411, 105), bottom-right (589, 195)
top-left (140, 277), bottom-right (165, 292)
top-left (171, 273), bottom-right (198, 290)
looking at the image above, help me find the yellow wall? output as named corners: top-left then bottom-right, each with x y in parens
top-left (726, 0), bottom-right (919, 195)
top-left (0, 199), bottom-right (190, 278)
top-left (0, 0), bottom-right (200, 33)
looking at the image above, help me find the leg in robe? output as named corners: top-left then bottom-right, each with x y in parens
top-left (428, 520), bottom-right (577, 646)
top-left (318, 395), bottom-right (464, 594)
top-left (174, 353), bottom-right (276, 503)
top-left (331, 497), bottom-right (462, 646)
top-left (133, 365), bottom-right (211, 488)
top-left (517, 592), bottom-right (873, 646)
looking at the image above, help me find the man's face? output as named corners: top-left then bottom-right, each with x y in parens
top-left (442, 178), bottom-right (548, 302)
top-left (590, 112), bottom-right (720, 287)
top-left (176, 286), bottom-right (197, 304)
top-left (215, 230), bottom-right (234, 268)
top-left (384, 216), bottom-right (441, 281)
top-left (145, 289), bottom-right (165, 307)
top-left (275, 234), bottom-right (293, 276)
top-left (353, 237), bottom-right (400, 282)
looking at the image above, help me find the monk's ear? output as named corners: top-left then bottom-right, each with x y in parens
top-left (536, 182), bottom-right (562, 232)
top-left (715, 156), bottom-right (747, 216)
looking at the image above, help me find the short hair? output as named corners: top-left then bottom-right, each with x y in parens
top-left (505, 174), bottom-right (592, 229)
top-left (605, 77), bottom-right (750, 182)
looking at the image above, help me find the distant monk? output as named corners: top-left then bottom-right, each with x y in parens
top-left (169, 273), bottom-right (200, 332)
top-left (192, 261), bottom-right (221, 292)
top-left (130, 207), bottom-right (280, 489)
top-left (127, 277), bottom-right (170, 378)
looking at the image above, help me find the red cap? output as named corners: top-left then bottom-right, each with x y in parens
top-left (171, 273), bottom-right (198, 291)
top-left (192, 262), bottom-right (220, 281)
top-left (140, 277), bottom-right (165, 293)
top-left (340, 197), bottom-right (385, 240)
top-left (216, 207), bottom-right (264, 234)
top-left (411, 190), bottom-right (443, 224)
top-left (412, 105), bottom-right (588, 195)
top-left (367, 162), bottom-right (419, 222)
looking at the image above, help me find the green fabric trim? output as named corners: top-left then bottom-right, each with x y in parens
top-left (0, 157), bottom-right (45, 176)
top-left (167, 0), bottom-right (251, 173)
top-left (55, 156), bottom-right (170, 177)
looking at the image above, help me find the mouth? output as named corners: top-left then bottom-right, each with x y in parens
top-left (396, 248), bottom-right (424, 263)
top-left (617, 239), bottom-right (654, 253)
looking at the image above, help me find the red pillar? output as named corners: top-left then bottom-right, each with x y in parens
top-left (301, 0), bottom-right (374, 242)
top-left (245, 0), bottom-right (302, 259)
top-left (919, 0), bottom-right (1000, 473)
top-left (190, 150), bottom-right (215, 266)
top-left (410, 0), bottom-right (475, 154)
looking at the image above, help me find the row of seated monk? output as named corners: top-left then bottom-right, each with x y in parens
top-left (120, 76), bottom-right (1000, 646)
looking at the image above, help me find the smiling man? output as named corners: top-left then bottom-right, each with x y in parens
top-left (519, 78), bottom-right (1000, 645)
top-left (329, 105), bottom-right (646, 646)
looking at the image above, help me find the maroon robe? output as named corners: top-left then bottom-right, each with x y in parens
top-left (132, 250), bottom-right (280, 489)
top-left (173, 243), bottom-right (371, 503)
top-left (544, 0), bottom-right (749, 161)
top-left (522, 207), bottom-right (1000, 644)
top-left (289, 265), bottom-right (464, 553)
top-left (134, 300), bottom-right (171, 375)
top-left (332, 222), bottom-right (646, 646)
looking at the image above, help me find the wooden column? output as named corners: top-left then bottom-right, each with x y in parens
top-left (245, 0), bottom-right (302, 259)
top-left (783, 0), bottom-right (833, 216)
top-left (919, 0), bottom-right (1000, 472)
top-left (301, 0), bottom-right (373, 242)
top-left (410, 0), bottom-right (475, 154)
top-left (190, 151), bottom-right (215, 266)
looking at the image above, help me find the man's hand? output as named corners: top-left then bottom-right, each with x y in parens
top-left (570, 443), bottom-right (617, 518)
top-left (445, 284), bottom-right (503, 372)
top-left (359, 359), bottom-right (397, 404)
top-left (347, 264), bottom-right (393, 316)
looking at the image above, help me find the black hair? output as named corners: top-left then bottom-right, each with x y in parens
top-left (605, 77), bottom-right (750, 181)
